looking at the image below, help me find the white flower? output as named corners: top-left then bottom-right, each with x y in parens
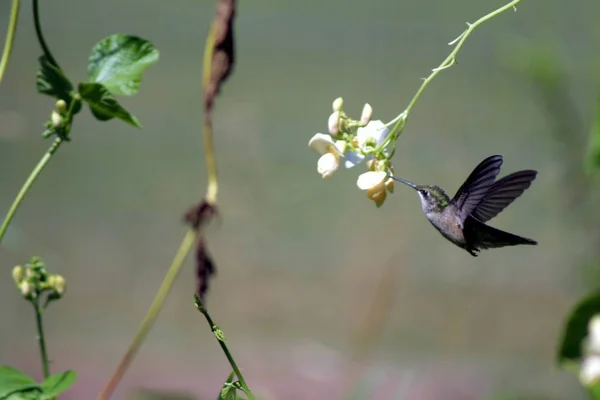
top-left (344, 120), bottom-right (391, 169)
top-left (356, 171), bottom-right (394, 207)
top-left (588, 316), bottom-right (600, 355)
top-left (308, 133), bottom-right (346, 178)
top-left (581, 356), bottom-right (600, 386)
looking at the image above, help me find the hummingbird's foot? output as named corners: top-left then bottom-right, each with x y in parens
top-left (467, 248), bottom-right (479, 257)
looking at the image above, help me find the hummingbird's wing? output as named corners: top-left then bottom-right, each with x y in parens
top-left (451, 155), bottom-right (503, 223)
top-left (471, 170), bottom-right (538, 223)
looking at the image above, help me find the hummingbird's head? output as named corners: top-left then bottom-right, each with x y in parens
top-left (391, 177), bottom-right (450, 214)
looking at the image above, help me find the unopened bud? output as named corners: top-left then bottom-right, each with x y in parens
top-left (328, 111), bottom-right (341, 135)
top-left (25, 268), bottom-right (36, 279)
top-left (366, 159), bottom-right (376, 171)
top-left (12, 266), bottom-right (24, 284)
top-left (56, 99), bottom-right (67, 114)
top-left (332, 97), bottom-right (344, 112)
top-left (359, 103), bottom-right (372, 126)
top-left (385, 178), bottom-right (394, 193)
top-left (367, 186), bottom-right (387, 208)
top-left (53, 274), bottom-right (66, 296)
top-left (19, 281), bottom-right (33, 299)
top-left (51, 111), bottom-right (62, 129)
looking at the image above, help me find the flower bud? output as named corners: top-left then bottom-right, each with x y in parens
top-left (328, 111), bottom-right (341, 135)
top-left (332, 97), bottom-right (343, 112)
top-left (385, 178), bottom-right (394, 193)
top-left (56, 99), bottom-right (68, 114)
top-left (367, 186), bottom-right (387, 207)
top-left (53, 274), bottom-right (66, 296)
top-left (359, 103), bottom-right (373, 126)
top-left (581, 356), bottom-right (600, 386)
top-left (19, 281), bottom-right (33, 299)
top-left (12, 266), bottom-right (24, 284)
top-left (51, 111), bottom-right (62, 129)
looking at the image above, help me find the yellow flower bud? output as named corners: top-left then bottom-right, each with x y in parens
top-left (19, 281), bottom-right (33, 299)
top-left (12, 265), bottom-right (24, 284)
top-left (53, 274), bottom-right (66, 296)
top-left (56, 99), bottom-right (68, 114)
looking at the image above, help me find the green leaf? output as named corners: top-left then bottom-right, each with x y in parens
top-left (586, 94), bottom-right (600, 173)
top-left (36, 55), bottom-right (73, 100)
top-left (217, 372), bottom-right (237, 400)
top-left (557, 289), bottom-right (600, 365)
top-left (40, 370), bottom-right (76, 398)
top-left (87, 34), bottom-right (159, 96)
top-left (78, 82), bottom-right (141, 127)
top-left (0, 366), bottom-right (41, 399)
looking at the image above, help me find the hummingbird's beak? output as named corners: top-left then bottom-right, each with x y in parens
top-left (390, 176), bottom-right (418, 190)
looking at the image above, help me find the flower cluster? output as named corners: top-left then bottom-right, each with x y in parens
top-left (308, 97), bottom-right (396, 207)
top-left (12, 256), bottom-right (66, 303)
top-left (580, 315), bottom-right (600, 386)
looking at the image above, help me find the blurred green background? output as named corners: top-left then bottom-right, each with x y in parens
top-left (1, 0), bottom-right (600, 399)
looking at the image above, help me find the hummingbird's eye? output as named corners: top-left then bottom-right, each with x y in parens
top-left (420, 190), bottom-right (429, 198)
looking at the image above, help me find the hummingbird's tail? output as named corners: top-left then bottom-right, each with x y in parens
top-left (465, 217), bottom-right (537, 250)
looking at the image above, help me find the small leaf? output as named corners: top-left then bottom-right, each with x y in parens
top-left (217, 371), bottom-right (237, 400)
top-left (586, 94), bottom-right (600, 173)
top-left (0, 366), bottom-right (41, 399)
top-left (78, 83), bottom-right (141, 127)
top-left (87, 34), bottom-right (159, 96)
top-left (36, 55), bottom-right (73, 100)
top-left (557, 289), bottom-right (600, 365)
top-left (36, 56), bottom-right (81, 115)
top-left (40, 370), bottom-right (76, 398)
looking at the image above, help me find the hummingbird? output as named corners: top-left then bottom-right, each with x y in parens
top-left (391, 155), bottom-right (538, 256)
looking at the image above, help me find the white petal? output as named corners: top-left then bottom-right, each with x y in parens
top-left (328, 111), bottom-right (341, 135)
top-left (332, 97), bottom-right (343, 112)
top-left (317, 153), bottom-right (339, 178)
top-left (589, 316), bottom-right (600, 354)
top-left (308, 133), bottom-right (335, 155)
top-left (356, 120), bottom-right (390, 146)
top-left (359, 103), bottom-right (372, 126)
top-left (356, 171), bottom-right (387, 190)
top-left (581, 356), bottom-right (600, 386)
top-left (344, 152), bottom-right (364, 169)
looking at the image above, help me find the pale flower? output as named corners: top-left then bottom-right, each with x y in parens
top-left (344, 120), bottom-right (391, 169)
top-left (356, 171), bottom-right (391, 207)
top-left (581, 356), bottom-right (600, 386)
top-left (308, 133), bottom-right (346, 178)
top-left (588, 316), bottom-right (600, 354)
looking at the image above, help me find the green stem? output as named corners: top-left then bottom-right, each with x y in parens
top-left (97, 228), bottom-right (197, 400)
top-left (385, 0), bottom-right (522, 145)
top-left (32, 0), bottom-right (58, 68)
top-left (194, 295), bottom-right (255, 400)
top-left (0, 0), bottom-right (20, 84)
top-left (0, 138), bottom-right (63, 244)
top-left (33, 299), bottom-right (50, 379)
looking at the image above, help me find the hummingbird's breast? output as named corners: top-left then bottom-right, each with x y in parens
top-left (426, 206), bottom-right (466, 246)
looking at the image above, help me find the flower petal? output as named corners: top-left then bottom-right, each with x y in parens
top-left (581, 356), bottom-right (600, 386)
top-left (356, 171), bottom-right (387, 190)
top-left (344, 152), bottom-right (365, 169)
top-left (317, 153), bottom-right (339, 178)
top-left (308, 133), bottom-right (335, 155)
top-left (356, 120), bottom-right (390, 146)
